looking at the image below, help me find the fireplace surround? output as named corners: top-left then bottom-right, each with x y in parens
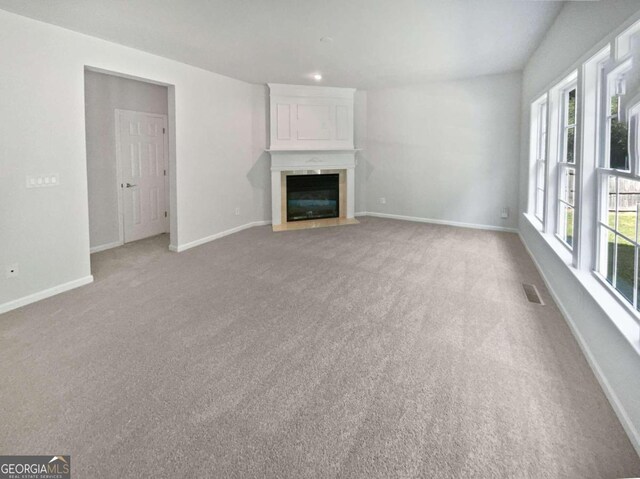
top-left (269, 150), bottom-right (357, 231)
top-left (267, 83), bottom-right (359, 231)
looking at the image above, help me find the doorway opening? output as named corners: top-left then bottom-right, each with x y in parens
top-left (84, 68), bottom-right (176, 260)
top-left (115, 109), bottom-right (169, 243)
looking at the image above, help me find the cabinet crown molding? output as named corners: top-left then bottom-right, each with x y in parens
top-left (268, 83), bottom-right (356, 99)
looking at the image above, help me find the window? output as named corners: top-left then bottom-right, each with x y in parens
top-left (604, 63), bottom-right (631, 170)
top-left (526, 18), bottom-right (640, 319)
top-left (597, 176), bottom-right (640, 307)
top-left (531, 96), bottom-right (548, 221)
top-left (596, 61), bottom-right (639, 311)
top-left (556, 86), bottom-right (577, 248)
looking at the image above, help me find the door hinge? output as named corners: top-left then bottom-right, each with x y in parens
top-left (164, 169), bottom-right (167, 176)
top-left (163, 127), bottom-right (166, 134)
top-left (164, 211), bottom-right (168, 218)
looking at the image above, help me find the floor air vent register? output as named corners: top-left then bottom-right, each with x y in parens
top-left (522, 283), bottom-right (544, 305)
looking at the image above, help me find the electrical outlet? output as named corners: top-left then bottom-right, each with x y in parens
top-left (501, 207), bottom-right (510, 219)
top-left (234, 207), bottom-right (240, 216)
top-left (379, 197), bottom-right (386, 205)
top-left (6, 264), bottom-right (19, 278)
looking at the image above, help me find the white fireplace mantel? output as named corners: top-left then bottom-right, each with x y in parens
top-left (267, 83), bottom-right (358, 229)
top-left (269, 150), bottom-right (356, 227)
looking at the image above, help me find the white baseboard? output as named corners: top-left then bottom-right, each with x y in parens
top-left (359, 211), bottom-right (518, 233)
top-left (90, 241), bottom-right (123, 254)
top-left (518, 231), bottom-right (640, 456)
top-left (0, 275), bottom-right (94, 315)
top-left (170, 220), bottom-right (271, 253)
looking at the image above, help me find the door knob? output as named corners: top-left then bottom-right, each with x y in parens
top-left (124, 183), bottom-right (137, 188)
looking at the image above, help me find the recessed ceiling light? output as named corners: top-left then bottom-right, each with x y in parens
top-left (313, 74), bottom-right (322, 81)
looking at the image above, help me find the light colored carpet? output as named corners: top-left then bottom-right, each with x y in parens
top-left (0, 217), bottom-right (638, 478)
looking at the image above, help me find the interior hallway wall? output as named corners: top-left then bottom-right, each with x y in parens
top-left (0, 9), bottom-right (262, 312)
top-left (84, 71), bottom-right (168, 250)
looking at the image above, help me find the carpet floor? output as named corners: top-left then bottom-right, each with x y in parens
top-left (1, 217), bottom-right (638, 478)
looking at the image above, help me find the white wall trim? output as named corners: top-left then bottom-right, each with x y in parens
top-left (0, 275), bottom-right (94, 316)
top-left (360, 211), bottom-right (518, 233)
top-left (518, 229), bottom-right (640, 456)
top-left (170, 220), bottom-right (271, 253)
top-left (90, 241), bottom-right (123, 254)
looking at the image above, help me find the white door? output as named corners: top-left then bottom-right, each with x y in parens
top-left (117, 110), bottom-right (169, 243)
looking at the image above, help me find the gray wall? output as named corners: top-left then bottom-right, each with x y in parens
top-left (354, 90), bottom-right (367, 213)
top-left (518, 0), bottom-right (640, 454)
top-left (249, 84), bottom-right (271, 224)
top-left (84, 70), bottom-right (168, 249)
top-left (364, 72), bottom-right (521, 230)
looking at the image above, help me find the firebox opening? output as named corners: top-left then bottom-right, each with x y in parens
top-left (286, 174), bottom-right (339, 222)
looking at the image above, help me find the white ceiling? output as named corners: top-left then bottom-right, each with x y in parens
top-left (0, 0), bottom-right (564, 89)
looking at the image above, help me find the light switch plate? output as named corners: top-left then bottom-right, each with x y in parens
top-left (27, 174), bottom-right (60, 188)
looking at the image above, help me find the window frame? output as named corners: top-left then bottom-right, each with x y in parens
top-left (525, 17), bottom-right (640, 327)
top-left (594, 62), bottom-right (640, 313)
top-left (555, 83), bottom-right (578, 250)
top-left (595, 174), bottom-right (640, 308)
top-left (531, 96), bottom-right (549, 223)
top-left (603, 59), bottom-right (633, 172)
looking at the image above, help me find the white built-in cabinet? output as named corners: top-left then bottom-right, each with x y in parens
top-left (268, 84), bottom-right (355, 150)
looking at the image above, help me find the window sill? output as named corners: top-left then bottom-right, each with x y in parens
top-left (522, 212), bottom-right (640, 356)
top-left (529, 214), bottom-right (544, 231)
top-left (592, 271), bottom-right (640, 324)
top-left (523, 212), bottom-right (574, 263)
top-left (553, 233), bottom-right (574, 254)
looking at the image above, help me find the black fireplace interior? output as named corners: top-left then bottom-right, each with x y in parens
top-left (286, 174), bottom-right (339, 222)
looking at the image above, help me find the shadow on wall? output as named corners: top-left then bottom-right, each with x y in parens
top-left (355, 151), bottom-right (373, 212)
top-left (357, 152), bottom-right (374, 181)
top-left (248, 84), bottom-right (270, 222)
top-left (247, 151), bottom-right (271, 221)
